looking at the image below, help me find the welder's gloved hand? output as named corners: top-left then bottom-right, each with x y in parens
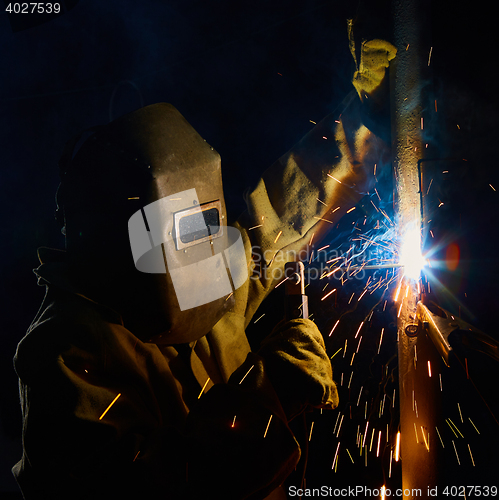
top-left (351, 39), bottom-right (397, 102)
top-left (258, 318), bottom-right (339, 421)
top-left (347, 25), bottom-right (397, 143)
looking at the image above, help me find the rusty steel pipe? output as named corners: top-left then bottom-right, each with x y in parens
top-left (390, 0), bottom-right (439, 497)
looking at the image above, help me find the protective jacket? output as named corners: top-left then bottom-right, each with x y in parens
top-left (13, 90), bottom-right (387, 499)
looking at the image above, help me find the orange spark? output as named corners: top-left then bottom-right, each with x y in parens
top-left (354, 321), bottom-right (364, 338)
top-left (436, 426), bottom-right (445, 448)
top-left (421, 426), bottom-right (430, 451)
top-left (394, 278), bottom-right (403, 301)
top-left (263, 415), bottom-right (273, 438)
top-left (347, 371), bottom-right (353, 389)
top-left (198, 378), bottom-right (211, 399)
top-left (381, 485), bottom-right (387, 500)
top-left (321, 289), bottom-right (337, 301)
top-left (99, 393), bottom-right (122, 420)
top-left (329, 319), bottom-right (340, 337)
top-left (326, 256), bottom-right (341, 264)
top-left (468, 444), bottom-right (475, 467)
top-left (239, 365), bottom-right (254, 384)
top-left (332, 442), bottom-right (340, 469)
top-left (327, 174), bottom-right (342, 184)
top-left (377, 328), bottom-right (384, 354)
top-left (356, 336), bottom-right (362, 353)
top-left (253, 313), bottom-right (265, 324)
top-left (325, 267), bottom-right (341, 278)
top-left (468, 418), bottom-right (480, 435)
top-left (330, 347), bottom-right (342, 359)
top-left (308, 421), bottom-right (315, 441)
top-left (452, 440), bottom-right (460, 465)
top-left (356, 386), bottom-right (363, 406)
top-left (336, 414), bottom-right (345, 437)
top-left (313, 216), bottom-right (334, 225)
top-left (363, 421), bottom-right (370, 444)
top-left (395, 431), bottom-right (401, 461)
top-left (275, 276), bottom-right (290, 288)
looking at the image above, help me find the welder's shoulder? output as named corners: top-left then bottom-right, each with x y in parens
top-left (14, 286), bottom-right (123, 384)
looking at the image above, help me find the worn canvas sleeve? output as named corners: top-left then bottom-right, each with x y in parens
top-left (12, 290), bottom-right (299, 500)
top-left (228, 92), bottom-right (387, 326)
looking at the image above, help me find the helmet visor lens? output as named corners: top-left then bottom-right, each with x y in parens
top-left (174, 200), bottom-right (222, 250)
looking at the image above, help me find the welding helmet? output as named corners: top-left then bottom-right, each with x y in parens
top-left (57, 103), bottom-right (247, 343)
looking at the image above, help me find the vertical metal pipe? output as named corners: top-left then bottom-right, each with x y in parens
top-left (391, 0), bottom-right (439, 497)
top-left (391, 0), bottom-right (425, 228)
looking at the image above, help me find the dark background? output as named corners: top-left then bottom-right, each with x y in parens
top-left (1, 0), bottom-right (498, 496)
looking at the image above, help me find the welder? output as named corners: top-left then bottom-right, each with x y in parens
top-left (12, 36), bottom-right (395, 499)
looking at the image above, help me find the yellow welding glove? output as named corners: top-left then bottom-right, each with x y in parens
top-left (347, 21), bottom-right (397, 142)
top-left (348, 19), bottom-right (396, 100)
top-left (258, 318), bottom-right (339, 421)
top-left (350, 37), bottom-right (397, 101)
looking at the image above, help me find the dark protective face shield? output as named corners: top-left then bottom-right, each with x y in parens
top-left (129, 188), bottom-right (246, 313)
top-left (59, 103), bottom-right (247, 344)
